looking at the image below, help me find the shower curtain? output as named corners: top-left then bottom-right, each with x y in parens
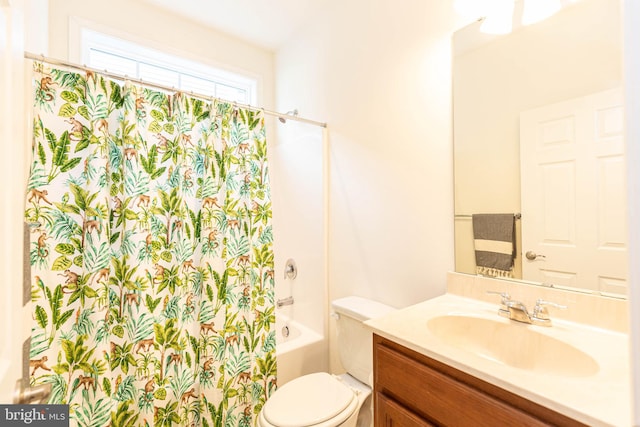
top-left (25, 62), bottom-right (277, 427)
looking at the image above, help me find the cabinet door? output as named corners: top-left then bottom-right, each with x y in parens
top-left (374, 335), bottom-right (588, 427)
top-left (376, 393), bottom-right (435, 427)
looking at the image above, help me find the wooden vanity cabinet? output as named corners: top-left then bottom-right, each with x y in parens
top-left (373, 334), bottom-right (588, 427)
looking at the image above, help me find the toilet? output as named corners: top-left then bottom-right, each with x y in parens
top-left (258, 296), bottom-right (395, 427)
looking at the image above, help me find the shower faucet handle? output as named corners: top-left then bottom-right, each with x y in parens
top-left (284, 258), bottom-right (297, 279)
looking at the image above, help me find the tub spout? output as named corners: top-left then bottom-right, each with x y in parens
top-left (277, 296), bottom-right (294, 308)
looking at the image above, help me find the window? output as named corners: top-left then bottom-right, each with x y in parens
top-left (80, 29), bottom-right (258, 105)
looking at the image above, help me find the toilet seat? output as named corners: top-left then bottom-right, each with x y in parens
top-left (259, 372), bottom-right (358, 427)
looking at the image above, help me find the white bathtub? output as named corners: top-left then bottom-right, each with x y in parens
top-left (275, 314), bottom-right (327, 385)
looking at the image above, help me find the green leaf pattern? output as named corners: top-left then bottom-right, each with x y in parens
top-left (26, 63), bottom-right (277, 426)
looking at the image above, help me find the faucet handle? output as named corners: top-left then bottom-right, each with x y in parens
top-left (532, 299), bottom-right (567, 321)
top-left (487, 291), bottom-right (511, 316)
top-left (487, 291), bottom-right (511, 305)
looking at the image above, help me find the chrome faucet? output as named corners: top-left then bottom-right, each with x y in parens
top-left (505, 300), bottom-right (533, 324)
top-left (487, 291), bottom-right (567, 327)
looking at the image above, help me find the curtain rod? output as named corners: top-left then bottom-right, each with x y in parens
top-left (24, 51), bottom-right (327, 129)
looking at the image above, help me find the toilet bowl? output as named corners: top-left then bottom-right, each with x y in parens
top-left (258, 297), bottom-right (394, 427)
top-left (257, 372), bottom-right (368, 427)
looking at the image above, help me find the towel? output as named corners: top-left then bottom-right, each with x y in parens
top-left (472, 213), bottom-right (516, 278)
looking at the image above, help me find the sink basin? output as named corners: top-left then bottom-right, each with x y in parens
top-left (427, 315), bottom-right (599, 377)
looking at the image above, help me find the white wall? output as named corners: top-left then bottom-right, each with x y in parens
top-left (275, 0), bottom-right (460, 371)
top-left (269, 120), bottom-right (329, 379)
top-left (269, 120), bottom-right (326, 336)
top-left (0, 1), bottom-right (30, 402)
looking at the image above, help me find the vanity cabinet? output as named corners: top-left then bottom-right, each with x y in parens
top-left (373, 334), bottom-right (588, 427)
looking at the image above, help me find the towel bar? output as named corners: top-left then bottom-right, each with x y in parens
top-left (455, 213), bottom-right (521, 219)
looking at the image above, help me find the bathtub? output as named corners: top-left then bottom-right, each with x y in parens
top-left (275, 313), bottom-right (327, 386)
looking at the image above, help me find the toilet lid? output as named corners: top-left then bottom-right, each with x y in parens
top-left (263, 372), bottom-right (355, 427)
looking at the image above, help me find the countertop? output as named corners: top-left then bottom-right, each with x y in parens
top-left (365, 293), bottom-right (631, 427)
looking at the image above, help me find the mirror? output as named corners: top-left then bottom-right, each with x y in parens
top-left (453, 0), bottom-right (625, 297)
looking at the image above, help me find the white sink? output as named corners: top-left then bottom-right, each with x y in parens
top-left (427, 314), bottom-right (599, 377)
top-left (365, 293), bottom-right (630, 426)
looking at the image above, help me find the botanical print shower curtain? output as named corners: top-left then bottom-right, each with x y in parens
top-left (25, 62), bottom-right (277, 427)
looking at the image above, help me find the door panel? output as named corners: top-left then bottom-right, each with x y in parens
top-left (520, 88), bottom-right (627, 295)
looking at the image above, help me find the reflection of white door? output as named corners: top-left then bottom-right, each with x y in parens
top-left (520, 89), bottom-right (627, 295)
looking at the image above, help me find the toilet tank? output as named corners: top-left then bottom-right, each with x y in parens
top-left (331, 296), bottom-right (395, 386)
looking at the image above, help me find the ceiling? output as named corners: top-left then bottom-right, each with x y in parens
top-left (140, 0), bottom-right (335, 51)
